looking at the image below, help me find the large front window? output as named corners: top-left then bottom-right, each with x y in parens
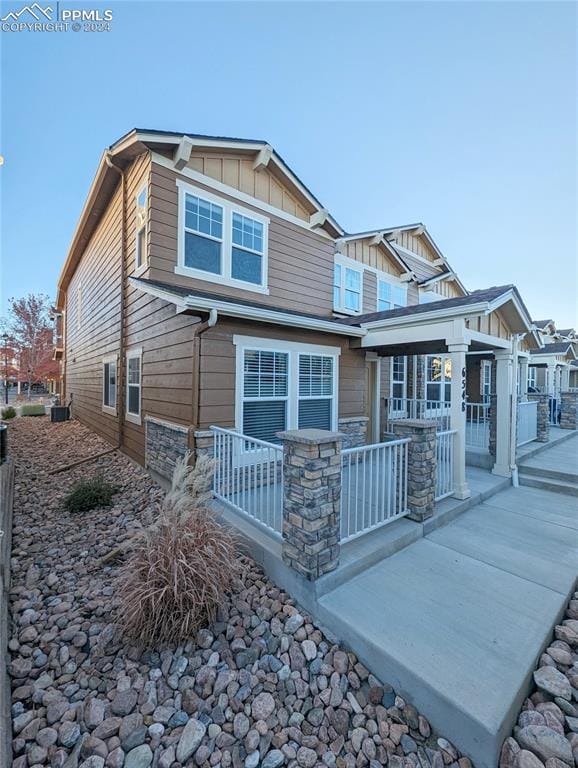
top-left (177, 181), bottom-right (268, 292)
top-left (378, 279), bottom-right (407, 311)
top-left (237, 339), bottom-right (338, 443)
top-left (333, 261), bottom-right (362, 314)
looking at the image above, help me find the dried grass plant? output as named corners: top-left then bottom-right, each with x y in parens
top-left (117, 451), bottom-right (241, 646)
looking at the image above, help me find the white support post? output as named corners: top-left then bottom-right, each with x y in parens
top-left (561, 366), bottom-right (570, 391)
top-left (519, 356), bottom-right (529, 400)
top-left (547, 363), bottom-right (556, 395)
top-left (492, 350), bottom-right (514, 477)
top-left (555, 366), bottom-right (562, 398)
top-left (448, 342), bottom-right (471, 500)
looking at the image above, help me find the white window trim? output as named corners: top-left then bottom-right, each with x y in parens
top-left (390, 356), bottom-right (407, 401)
top-left (134, 183), bottom-right (148, 277)
top-left (233, 335), bottom-right (340, 437)
top-left (175, 179), bottom-right (270, 295)
top-left (377, 273), bottom-right (408, 312)
top-left (102, 354), bottom-right (118, 416)
top-left (333, 254), bottom-right (363, 316)
top-left (126, 346), bottom-right (143, 425)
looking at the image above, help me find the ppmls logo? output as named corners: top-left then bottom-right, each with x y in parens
top-left (0, 2), bottom-right (113, 31)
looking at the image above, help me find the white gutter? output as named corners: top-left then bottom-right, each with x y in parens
top-left (182, 295), bottom-right (367, 337)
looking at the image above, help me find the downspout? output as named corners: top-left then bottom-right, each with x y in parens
top-left (510, 334), bottom-right (520, 486)
top-left (190, 309), bottom-right (218, 458)
top-left (105, 152), bottom-right (127, 450)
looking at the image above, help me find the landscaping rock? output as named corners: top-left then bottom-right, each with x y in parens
top-left (533, 668), bottom-right (572, 702)
top-left (176, 718), bottom-right (207, 763)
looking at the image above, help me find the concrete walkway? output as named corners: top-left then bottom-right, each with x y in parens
top-left (318, 483), bottom-right (578, 768)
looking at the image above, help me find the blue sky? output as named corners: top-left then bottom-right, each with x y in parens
top-left (1, 1), bottom-right (576, 325)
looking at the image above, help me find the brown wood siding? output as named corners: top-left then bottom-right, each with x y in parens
top-left (197, 319), bottom-right (367, 431)
top-left (344, 240), bottom-right (403, 276)
top-left (148, 162), bottom-right (335, 317)
top-left (398, 231), bottom-right (437, 262)
top-left (363, 271), bottom-right (377, 314)
top-left (470, 309), bottom-right (511, 340)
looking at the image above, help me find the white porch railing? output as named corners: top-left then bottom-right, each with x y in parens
top-left (340, 438), bottom-right (410, 543)
top-left (212, 426), bottom-right (283, 537)
top-left (385, 398), bottom-right (451, 431)
top-left (517, 400), bottom-right (538, 446)
top-left (465, 402), bottom-right (490, 450)
top-left (435, 430), bottom-right (456, 501)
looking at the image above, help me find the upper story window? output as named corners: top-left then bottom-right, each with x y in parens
top-left (333, 258), bottom-right (362, 315)
top-left (135, 185), bottom-right (147, 271)
top-left (176, 180), bottom-right (269, 294)
top-left (377, 278), bottom-right (407, 312)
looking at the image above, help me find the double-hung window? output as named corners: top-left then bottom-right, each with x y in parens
top-left (102, 356), bottom-right (117, 414)
top-left (135, 185), bottom-right (147, 271)
top-left (298, 355), bottom-right (334, 430)
top-left (236, 338), bottom-right (338, 444)
top-left (242, 350), bottom-right (288, 443)
top-left (391, 356), bottom-right (407, 401)
top-left (426, 355), bottom-right (452, 404)
top-left (528, 366), bottom-right (537, 390)
top-left (377, 278), bottom-right (407, 311)
top-left (333, 259), bottom-right (362, 314)
top-left (126, 348), bottom-right (142, 424)
top-left (177, 181), bottom-right (268, 293)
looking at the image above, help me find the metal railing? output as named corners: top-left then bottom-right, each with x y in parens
top-left (211, 426), bottom-right (283, 537)
top-left (385, 397), bottom-right (451, 432)
top-left (340, 438), bottom-right (410, 543)
top-left (465, 402), bottom-right (490, 450)
top-left (517, 400), bottom-right (538, 446)
top-left (435, 430), bottom-right (456, 501)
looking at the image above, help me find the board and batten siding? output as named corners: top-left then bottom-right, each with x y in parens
top-left (197, 318), bottom-right (367, 431)
top-left (147, 161), bottom-right (336, 317)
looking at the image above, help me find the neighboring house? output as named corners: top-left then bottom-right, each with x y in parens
top-left (55, 129), bottom-right (539, 491)
top-left (528, 320), bottom-right (577, 396)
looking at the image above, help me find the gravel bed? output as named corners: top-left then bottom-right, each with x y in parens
top-left (7, 417), bottom-right (475, 768)
top-left (500, 588), bottom-right (578, 768)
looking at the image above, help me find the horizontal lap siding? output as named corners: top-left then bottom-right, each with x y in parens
top-left (65, 174), bottom-right (124, 446)
top-left (148, 163), bottom-right (335, 317)
top-left (198, 319), bottom-right (366, 431)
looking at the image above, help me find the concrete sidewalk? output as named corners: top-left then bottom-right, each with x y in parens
top-left (318, 484), bottom-right (578, 768)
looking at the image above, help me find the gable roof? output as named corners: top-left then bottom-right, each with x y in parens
top-left (530, 342), bottom-right (577, 357)
top-left (56, 128), bottom-right (345, 307)
top-left (338, 284), bottom-right (533, 334)
top-left (556, 328), bottom-right (575, 337)
top-left (532, 319), bottom-right (555, 330)
top-left (337, 232), bottom-right (414, 276)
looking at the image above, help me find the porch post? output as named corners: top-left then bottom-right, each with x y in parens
top-left (519, 356), bottom-right (529, 399)
top-left (492, 350), bottom-right (514, 477)
top-left (279, 429), bottom-right (342, 580)
top-left (447, 342), bottom-right (470, 500)
top-left (546, 363), bottom-right (556, 395)
top-left (561, 365), bottom-right (570, 392)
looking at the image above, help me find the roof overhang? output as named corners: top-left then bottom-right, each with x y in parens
top-left (129, 277), bottom-right (367, 338)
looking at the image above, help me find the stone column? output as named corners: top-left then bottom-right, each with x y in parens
top-left (519, 357), bottom-right (529, 399)
top-left (492, 351), bottom-right (514, 477)
top-left (279, 429), bottom-right (342, 580)
top-left (528, 393), bottom-right (550, 442)
top-left (560, 391), bottom-right (578, 430)
top-left (391, 420), bottom-right (436, 522)
top-left (448, 342), bottom-right (470, 499)
top-left (193, 429), bottom-right (215, 459)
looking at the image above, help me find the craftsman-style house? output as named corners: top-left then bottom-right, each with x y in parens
top-left (55, 129), bottom-right (545, 499)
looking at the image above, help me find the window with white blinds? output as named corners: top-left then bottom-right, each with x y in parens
top-left (298, 354), bottom-right (334, 430)
top-left (242, 350), bottom-right (288, 443)
top-left (236, 339), bottom-right (339, 443)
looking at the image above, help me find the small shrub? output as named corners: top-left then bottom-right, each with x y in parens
top-left (117, 453), bottom-right (240, 646)
top-left (1, 406), bottom-right (16, 419)
top-left (20, 403), bottom-right (46, 417)
top-left (64, 476), bottom-right (118, 513)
